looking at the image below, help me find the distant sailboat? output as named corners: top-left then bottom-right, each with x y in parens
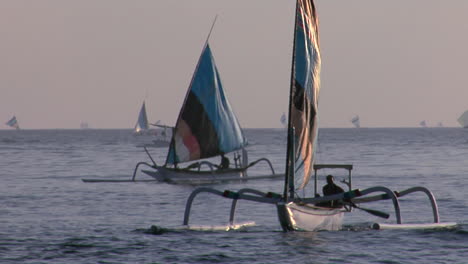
top-left (134, 101), bottom-right (170, 147)
top-left (419, 120), bottom-right (427, 127)
top-left (134, 101), bottom-right (150, 134)
top-left (280, 112), bottom-right (287, 128)
top-left (457, 110), bottom-right (468, 128)
top-left (5, 116), bottom-right (20, 130)
top-left (351, 115), bottom-right (360, 128)
top-left (80, 122), bottom-right (89, 129)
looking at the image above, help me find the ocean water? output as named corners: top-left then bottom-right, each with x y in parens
top-left (1, 128), bottom-right (467, 264)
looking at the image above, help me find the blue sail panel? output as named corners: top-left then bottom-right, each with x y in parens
top-left (288, 0), bottom-right (321, 190)
top-left (166, 44), bottom-right (246, 164)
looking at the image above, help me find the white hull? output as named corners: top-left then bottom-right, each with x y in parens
top-left (133, 128), bottom-right (158, 136)
top-left (284, 202), bottom-right (345, 231)
top-left (142, 166), bottom-right (247, 184)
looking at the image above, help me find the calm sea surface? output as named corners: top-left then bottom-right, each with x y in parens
top-left (1, 128), bottom-right (467, 264)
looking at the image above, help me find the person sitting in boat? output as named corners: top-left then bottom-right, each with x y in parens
top-left (322, 175), bottom-right (345, 208)
top-left (219, 154), bottom-right (230, 170)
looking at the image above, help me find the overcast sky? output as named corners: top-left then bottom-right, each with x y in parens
top-left (1, 0), bottom-right (467, 129)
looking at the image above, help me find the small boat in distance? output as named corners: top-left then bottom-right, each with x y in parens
top-left (5, 116), bottom-right (20, 130)
top-left (351, 115), bottom-right (360, 128)
top-left (419, 120), bottom-right (427, 127)
top-left (80, 122), bottom-right (89, 129)
top-left (134, 101), bottom-right (150, 134)
top-left (133, 101), bottom-right (170, 147)
top-left (280, 112), bottom-right (287, 128)
top-left (457, 110), bottom-right (468, 128)
top-left (181, 0), bottom-right (456, 232)
top-left (148, 120), bottom-right (172, 148)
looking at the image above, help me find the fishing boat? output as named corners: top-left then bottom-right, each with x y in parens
top-left (181, 0), bottom-right (457, 231)
top-left (132, 19), bottom-right (277, 184)
top-left (148, 121), bottom-right (172, 147)
top-left (133, 101), bottom-right (171, 147)
top-left (5, 116), bottom-right (20, 130)
top-left (457, 110), bottom-right (468, 128)
top-left (351, 115), bottom-right (360, 128)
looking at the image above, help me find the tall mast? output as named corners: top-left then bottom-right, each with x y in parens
top-left (283, 0), bottom-right (300, 201)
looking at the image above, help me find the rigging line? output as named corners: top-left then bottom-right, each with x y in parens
top-left (204, 15), bottom-right (218, 48)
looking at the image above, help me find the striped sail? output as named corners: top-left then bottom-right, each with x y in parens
top-left (166, 43), bottom-right (246, 164)
top-left (6, 116), bottom-right (20, 130)
top-left (135, 101), bottom-right (149, 133)
top-left (287, 0), bottom-right (321, 190)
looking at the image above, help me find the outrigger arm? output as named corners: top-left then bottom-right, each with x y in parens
top-left (182, 183), bottom-right (454, 230)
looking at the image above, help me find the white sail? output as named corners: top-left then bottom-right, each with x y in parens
top-left (458, 110), bottom-right (468, 128)
top-left (134, 101), bottom-right (149, 133)
top-left (351, 115), bottom-right (360, 128)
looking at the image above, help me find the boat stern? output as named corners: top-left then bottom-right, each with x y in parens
top-left (278, 202), bottom-right (345, 231)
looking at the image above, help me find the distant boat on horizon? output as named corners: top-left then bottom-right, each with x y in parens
top-left (419, 120), bottom-right (427, 127)
top-left (457, 110), bottom-right (468, 128)
top-left (351, 115), bottom-right (360, 128)
top-left (5, 116), bottom-right (20, 130)
top-left (134, 101), bottom-right (150, 134)
top-left (80, 122), bottom-right (89, 129)
top-left (133, 101), bottom-right (171, 147)
top-left (280, 112), bottom-right (287, 128)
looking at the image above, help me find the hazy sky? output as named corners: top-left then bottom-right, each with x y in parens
top-left (1, 0), bottom-right (468, 129)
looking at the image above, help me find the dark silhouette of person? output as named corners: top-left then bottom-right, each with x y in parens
top-left (219, 154), bottom-right (230, 170)
top-left (322, 175), bottom-right (345, 208)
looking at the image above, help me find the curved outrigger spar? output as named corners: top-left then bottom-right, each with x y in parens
top-left (182, 163), bottom-right (457, 231)
top-left (132, 146), bottom-right (280, 185)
